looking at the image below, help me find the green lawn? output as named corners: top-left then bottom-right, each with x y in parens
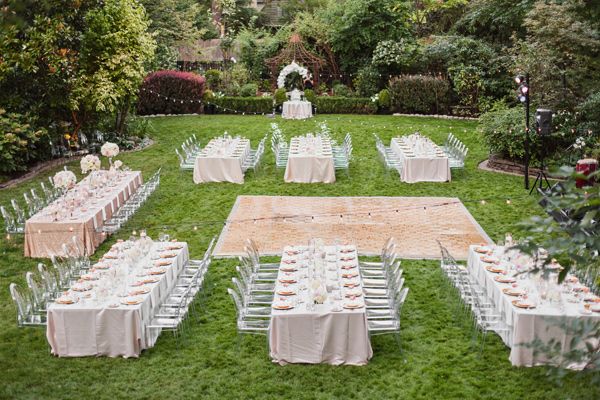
top-left (0, 114), bottom-right (597, 399)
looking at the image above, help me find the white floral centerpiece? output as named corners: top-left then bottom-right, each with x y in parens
top-left (53, 170), bottom-right (77, 190)
top-left (101, 142), bottom-right (120, 158)
top-left (80, 154), bottom-right (101, 174)
top-left (277, 61), bottom-right (309, 89)
top-left (113, 160), bottom-right (123, 170)
top-left (312, 285), bottom-right (327, 304)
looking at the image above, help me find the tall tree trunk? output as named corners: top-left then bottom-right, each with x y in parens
top-left (115, 97), bottom-right (130, 135)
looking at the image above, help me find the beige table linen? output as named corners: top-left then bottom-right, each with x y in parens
top-left (391, 137), bottom-right (451, 183)
top-left (46, 241), bottom-right (189, 358)
top-left (284, 137), bottom-right (335, 183)
top-left (282, 101), bottom-right (313, 120)
top-left (193, 138), bottom-right (250, 184)
top-left (24, 171), bottom-right (142, 258)
top-left (269, 245), bottom-right (373, 365)
top-left (467, 245), bottom-right (600, 368)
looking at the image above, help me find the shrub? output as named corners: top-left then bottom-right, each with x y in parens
top-left (0, 109), bottom-right (47, 173)
top-left (478, 107), bottom-right (539, 161)
top-left (210, 97), bottom-right (273, 114)
top-left (353, 65), bottom-right (383, 97)
top-left (304, 89), bottom-right (316, 104)
top-left (274, 88), bottom-right (287, 106)
top-left (205, 69), bottom-right (222, 91)
top-left (332, 84), bottom-right (353, 97)
top-left (388, 75), bottom-right (450, 114)
top-left (378, 89), bottom-right (391, 111)
top-left (239, 83), bottom-right (258, 97)
top-left (577, 91), bottom-right (600, 135)
top-left (315, 97), bottom-right (376, 114)
top-left (137, 70), bottom-right (205, 115)
top-left (222, 64), bottom-right (250, 95)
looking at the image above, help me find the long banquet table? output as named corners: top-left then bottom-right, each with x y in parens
top-left (284, 136), bottom-right (335, 183)
top-left (391, 136), bottom-right (450, 183)
top-left (467, 244), bottom-right (600, 367)
top-left (24, 171), bottom-right (143, 258)
top-left (269, 244), bottom-right (372, 365)
top-left (193, 137), bottom-right (251, 184)
top-left (46, 240), bottom-right (189, 357)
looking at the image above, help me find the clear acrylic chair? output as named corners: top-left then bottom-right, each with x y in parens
top-left (9, 283), bottom-right (46, 327)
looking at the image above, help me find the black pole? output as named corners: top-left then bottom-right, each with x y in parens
top-left (524, 73), bottom-right (530, 190)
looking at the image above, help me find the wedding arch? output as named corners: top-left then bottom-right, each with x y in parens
top-left (277, 61), bottom-right (309, 89)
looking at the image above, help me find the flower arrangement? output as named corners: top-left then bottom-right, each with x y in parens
top-left (53, 170), bottom-right (77, 190)
top-left (312, 286), bottom-right (327, 304)
top-left (80, 154), bottom-right (101, 174)
top-left (113, 160), bottom-right (123, 170)
top-left (101, 142), bottom-right (120, 158)
top-left (277, 62), bottom-right (309, 89)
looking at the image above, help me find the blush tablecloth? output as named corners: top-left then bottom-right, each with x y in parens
top-left (269, 245), bottom-right (373, 365)
top-left (282, 101), bottom-right (312, 120)
top-left (284, 136), bottom-right (335, 183)
top-left (24, 171), bottom-right (142, 258)
top-left (467, 245), bottom-right (600, 367)
top-left (46, 241), bottom-right (189, 357)
top-left (193, 138), bottom-right (250, 184)
top-left (391, 137), bottom-right (450, 183)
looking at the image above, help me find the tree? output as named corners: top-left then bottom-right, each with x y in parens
top-left (512, 0), bottom-right (600, 110)
top-left (453, 0), bottom-right (535, 44)
top-left (404, 0), bottom-right (469, 37)
top-left (0, 0), bottom-right (101, 129)
top-left (141, 0), bottom-right (213, 70)
top-left (71, 0), bottom-right (156, 134)
top-left (321, 0), bottom-right (413, 73)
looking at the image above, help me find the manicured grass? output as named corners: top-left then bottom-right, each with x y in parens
top-left (0, 114), bottom-right (597, 399)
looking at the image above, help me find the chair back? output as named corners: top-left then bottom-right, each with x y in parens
top-left (227, 288), bottom-right (244, 318)
top-left (9, 283), bottom-right (32, 325)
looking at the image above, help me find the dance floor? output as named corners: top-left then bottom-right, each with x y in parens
top-left (214, 195), bottom-right (492, 259)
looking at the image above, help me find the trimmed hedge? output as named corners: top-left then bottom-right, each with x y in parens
top-left (203, 95), bottom-right (377, 115)
top-left (388, 75), bottom-right (450, 115)
top-left (137, 70), bottom-right (205, 115)
top-left (207, 97), bottom-right (273, 114)
top-left (315, 97), bottom-right (376, 114)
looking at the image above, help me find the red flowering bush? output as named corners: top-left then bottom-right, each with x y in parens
top-left (137, 70), bottom-right (206, 115)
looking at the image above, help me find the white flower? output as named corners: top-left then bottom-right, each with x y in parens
top-left (113, 160), bottom-right (123, 169)
top-left (573, 137), bottom-right (586, 150)
top-left (370, 94), bottom-right (379, 103)
top-left (80, 154), bottom-right (101, 174)
top-left (277, 61), bottom-right (309, 89)
top-left (101, 142), bottom-right (120, 158)
top-left (53, 170), bottom-right (77, 189)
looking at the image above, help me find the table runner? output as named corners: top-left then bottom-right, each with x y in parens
top-left (269, 245), bottom-right (372, 365)
top-left (391, 137), bottom-right (450, 183)
top-left (24, 171), bottom-right (142, 258)
top-left (46, 241), bottom-right (189, 357)
top-left (282, 101), bottom-right (312, 120)
top-left (467, 245), bottom-right (600, 367)
top-left (284, 136), bottom-right (335, 183)
top-left (193, 137), bottom-right (250, 184)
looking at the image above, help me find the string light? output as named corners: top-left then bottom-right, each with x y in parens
top-left (2, 197), bottom-right (524, 239)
